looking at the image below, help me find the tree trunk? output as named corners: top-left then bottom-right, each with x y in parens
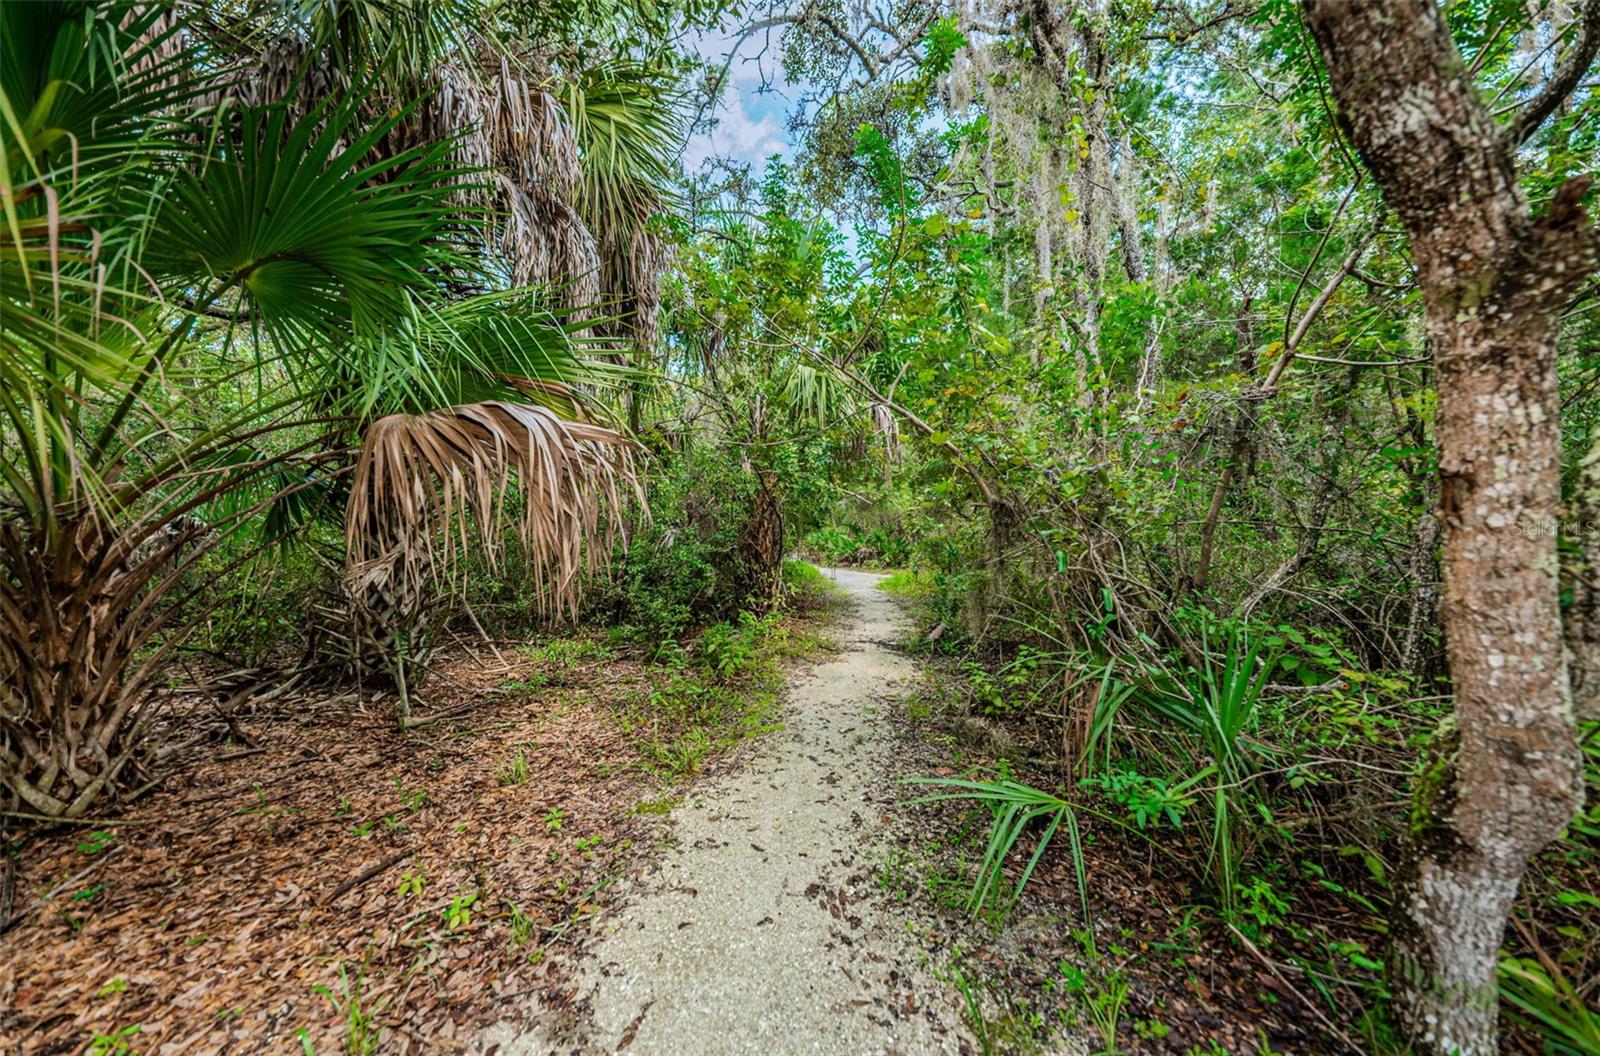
top-left (1303, 3), bottom-right (1592, 1053)
top-left (1565, 433), bottom-right (1600, 721)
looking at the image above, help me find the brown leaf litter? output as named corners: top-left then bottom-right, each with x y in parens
top-left (1, 644), bottom-right (674, 1055)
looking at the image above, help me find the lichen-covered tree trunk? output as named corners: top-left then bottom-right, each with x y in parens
top-left (1303, 2), bottom-right (1593, 1052)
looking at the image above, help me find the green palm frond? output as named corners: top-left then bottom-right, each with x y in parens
top-left (783, 363), bottom-right (851, 426)
top-left (904, 777), bottom-right (1090, 927)
top-left (147, 97), bottom-right (474, 350)
top-left (300, 0), bottom-right (484, 84)
top-left (562, 60), bottom-right (683, 218)
top-left (325, 290), bottom-right (631, 422)
top-left (560, 59), bottom-right (684, 345)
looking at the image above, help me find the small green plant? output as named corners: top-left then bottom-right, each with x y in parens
top-left (506, 901), bottom-right (537, 956)
top-left (498, 750), bottom-right (530, 787)
top-left (542, 807), bottom-right (565, 831)
top-left (98, 977), bottom-right (129, 998)
top-left (575, 833), bottom-right (604, 858)
top-left (632, 796), bottom-right (680, 815)
top-left (944, 959), bottom-right (994, 1056)
top-left (313, 961), bottom-right (380, 1056)
top-left (392, 777), bottom-right (426, 813)
top-left (1080, 768), bottom-right (1192, 830)
top-left (1059, 936), bottom-right (1129, 1055)
top-left (1234, 875), bottom-right (1291, 936)
top-left (87, 1025), bottom-right (141, 1056)
top-left (73, 882), bottom-right (107, 903)
top-left (443, 892), bottom-right (478, 931)
top-left (77, 831), bottom-right (117, 856)
top-left (1120, 615), bottom-right (1282, 916)
top-left (395, 870), bottom-right (425, 898)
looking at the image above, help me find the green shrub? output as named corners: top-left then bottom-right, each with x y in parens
top-left (598, 448), bottom-right (760, 650)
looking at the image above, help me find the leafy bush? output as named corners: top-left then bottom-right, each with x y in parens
top-left (600, 449), bottom-right (760, 650)
top-left (699, 613), bottom-right (769, 681)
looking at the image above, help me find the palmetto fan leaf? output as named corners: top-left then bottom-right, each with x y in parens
top-left (345, 401), bottom-right (640, 623)
top-left (147, 98), bottom-right (473, 350)
top-left (306, 289), bottom-right (621, 424)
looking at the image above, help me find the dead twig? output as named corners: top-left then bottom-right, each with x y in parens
top-left (325, 850), bottom-right (413, 905)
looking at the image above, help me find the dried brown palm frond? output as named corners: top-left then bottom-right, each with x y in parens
top-left (597, 198), bottom-right (670, 346)
top-left (871, 402), bottom-right (902, 465)
top-left (124, 4), bottom-right (188, 84)
top-left (344, 401), bottom-right (640, 628)
top-left (205, 35), bottom-right (351, 114)
top-left (498, 178), bottom-right (601, 308)
top-left (487, 57), bottom-right (581, 197)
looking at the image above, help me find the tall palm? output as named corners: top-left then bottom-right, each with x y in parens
top-left (0, 1), bottom-right (645, 815)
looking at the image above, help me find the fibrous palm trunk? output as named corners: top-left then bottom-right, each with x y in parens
top-left (0, 516), bottom-right (199, 817)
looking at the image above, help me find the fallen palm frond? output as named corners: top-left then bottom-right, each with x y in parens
top-left (345, 401), bottom-right (641, 625)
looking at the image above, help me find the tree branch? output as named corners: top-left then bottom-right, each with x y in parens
top-left (1511, 0), bottom-right (1600, 146)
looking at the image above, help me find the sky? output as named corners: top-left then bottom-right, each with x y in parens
top-left (680, 24), bottom-right (801, 176)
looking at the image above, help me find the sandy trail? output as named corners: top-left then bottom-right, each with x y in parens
top-left (481, 567), bottom-right (971, 1055)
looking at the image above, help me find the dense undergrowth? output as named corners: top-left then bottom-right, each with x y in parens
top-left (876, 571), bottom-right (1600, 1056)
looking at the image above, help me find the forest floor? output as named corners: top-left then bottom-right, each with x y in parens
top-left (1, 568), bottom-right (1362, 1056)
top-left (479, 567), bottom-right (979, 1055)
top-left (0, 585), bottom-right (840, 1055)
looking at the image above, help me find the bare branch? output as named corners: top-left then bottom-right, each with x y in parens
top-left (1511, 0), bottom-right (1600, 146)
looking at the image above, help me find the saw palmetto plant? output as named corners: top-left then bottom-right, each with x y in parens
top-left (0, 0), bottom-right (673, 816)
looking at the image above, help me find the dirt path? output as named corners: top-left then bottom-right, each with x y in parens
top-left (481, 568), bottom-right (973, 1055)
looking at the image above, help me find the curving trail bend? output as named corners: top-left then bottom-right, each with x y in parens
top-left (481, 567), bottom-right (972, 1056)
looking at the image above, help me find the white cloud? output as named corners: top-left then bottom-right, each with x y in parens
top-left (682, 88), bottom-right (791, 174)
top-left (680, 24), bottom-right (796, 175)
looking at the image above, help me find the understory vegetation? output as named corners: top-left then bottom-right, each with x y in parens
top-left (4, 0), bottom-right (1600, 1055)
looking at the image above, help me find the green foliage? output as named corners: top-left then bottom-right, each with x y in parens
top-left (802, 524), bottom-right (914, 567)
top-left (905, 777), bottom-right (1090, 926)
top-left (1079, 768), bottom-right (1191, 831)
top-left (87, 1025), bottom-right (141, 1056)
top-left (312, 962), bottom-right (380, 1056)
top-left (443, 892), bottom-right (478, 931)
top-left (603, 447), bottom-right (761, 649)
top-left (497, 751), bottom-right (530, 787)
top-left (1498, 957), bottom-right (1600, 1056)
top-left (698, 612), bottom-right (770, 680)
top-left (877, 569), bottom-right (936, 600)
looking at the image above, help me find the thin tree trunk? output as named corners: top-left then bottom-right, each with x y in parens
top-left (1399, 511), bottom-right (1441, 673)
top-left (1193, 295), bottom-right (1256, 593)
top-left (1564, 434), bottom-right (1600, 721)
top-left (1304, 3), bottom-right (1593, 1052)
